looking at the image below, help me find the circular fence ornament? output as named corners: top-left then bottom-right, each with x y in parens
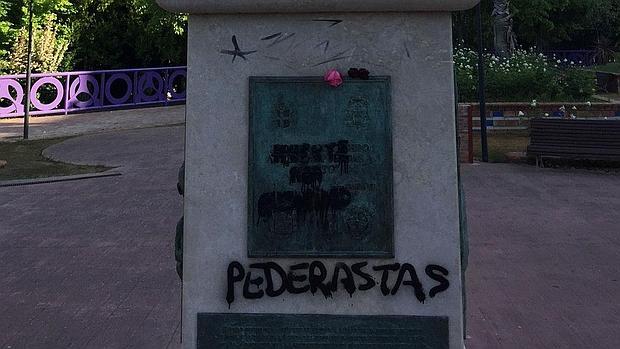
top-left (31, 77), bottom-right (64, 112)
top-left (69, 75), bottom-right (100, 109)
top-left (0, 79), bottom-right (25, 115)
top-left (105, 73), bottom-right (133, 105)
top-left (167, 70), bottom-right (187, 100)
top-left (137, 71), bottom-right (164, 102)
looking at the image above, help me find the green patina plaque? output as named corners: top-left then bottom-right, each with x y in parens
top-left (197, 313), bottom-right (449, 349)
top-left (248, 77), bottom-right (393, 258)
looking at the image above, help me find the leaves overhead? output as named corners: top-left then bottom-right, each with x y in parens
top-left (0, 0), bottom-right (187, 73)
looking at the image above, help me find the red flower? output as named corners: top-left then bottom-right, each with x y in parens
top-left (324, 69), bottom-right (343, 87)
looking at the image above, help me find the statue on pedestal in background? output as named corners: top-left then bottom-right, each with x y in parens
top-left (492, 0), bottom-right (517, 57)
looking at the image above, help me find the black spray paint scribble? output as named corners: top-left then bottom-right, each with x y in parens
top-left (404, 42), bottom-right (411, 58)
top-left (261, 32), bottom-right (282, 41)
top-left (312, 48), bottom-right (355, 67)
top-left (312, 19), bottom-right (343, 27)
top-left (267, 33), bottom-right (296, 48)
top-left (219, 35), bottom-right (257, 62)
top-left (256, 187), bottom-right (352, 229)
top-left (289, 166), bottom-right (323, 190)
top-left (315, 40), bottom-right (330, 54)
top-left (258, 141), bottom-right (353, 233)
top-left (226, 261), bottom-right (450, 307)
top-left (269, 140), bottom-right (351, 174)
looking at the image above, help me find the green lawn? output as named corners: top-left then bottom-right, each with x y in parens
top-left (591, 53), bottom-right (620, 74)
top-left (473, 134), bottom-right (530, 163)
top-left (593, 62), bottom-right (620, 74)
top-left (0, 137), bottom-right (110, 181)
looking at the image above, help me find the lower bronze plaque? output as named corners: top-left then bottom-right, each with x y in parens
top-left (248, 77), bottom-right (393, 257)
top-left (197, 313), bottom-right (448, 349)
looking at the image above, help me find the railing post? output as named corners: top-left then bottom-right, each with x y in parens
top-left (164, 68), bottom-right (169, 107)
top-left (133, 71), bottom-right (139, 105)
top-left (100, 72), bottom-right (106, 107)
top-left (64, 72), bottom-right (70, 114)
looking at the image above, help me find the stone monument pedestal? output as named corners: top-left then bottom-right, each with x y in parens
top-left (157, 1), bottom-right (478, 348)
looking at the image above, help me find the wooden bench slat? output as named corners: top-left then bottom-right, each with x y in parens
top-left (531, 137), bottom-right (620, 145)
top-left (530, 135), bottom-right (620, 142)
top-left (527, 118), bottom-right (620, 163)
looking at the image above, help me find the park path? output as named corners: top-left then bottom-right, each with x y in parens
top-left (0, 126), bottom-right (184, 349)
top-left (1, 124), bottom-right (620, 348)
top-left (462, 163), bottom-right (620, 348)
top-left (0, 105), bottom-right (185, 141)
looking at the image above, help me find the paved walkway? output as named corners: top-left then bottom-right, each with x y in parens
top-left (1, 125), bottom-right (619, 348)
top-left (0, 105), bottom-right (185, 141)
top-left (462, 163), bottom-right (620, 348)
top-left (0, 126), bottom-right (184, 349)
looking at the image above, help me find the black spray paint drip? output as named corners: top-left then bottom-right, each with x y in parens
top-left (289, 166), bottom-right (323, 192)
top-left (257, 187), bottom-right (352, 230)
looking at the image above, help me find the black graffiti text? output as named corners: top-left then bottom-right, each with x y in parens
top-left (226, 261), bottom-right (450, 307)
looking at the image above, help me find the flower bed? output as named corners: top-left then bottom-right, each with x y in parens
top-left (455, 46), bottom-right (598, 103)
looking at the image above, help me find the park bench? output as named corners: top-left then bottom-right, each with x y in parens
top-left (528, 118), bottom-right (620, 167)
top-left (596, 71), bottom-right (619, 94)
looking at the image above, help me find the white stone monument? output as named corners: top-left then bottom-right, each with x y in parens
top-left (157, 1), bottom-right (478, 348)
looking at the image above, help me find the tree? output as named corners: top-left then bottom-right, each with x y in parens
top-left (69, 0), bottom-right (187, 70)
top-left (7, 18), bottom-right (70, 73)
top-left (454, 0), bottom-right (620, 53)
top-left (0, 0), bottom-right (74, 73)
top-left (0, 1), bottom-right (11, 71)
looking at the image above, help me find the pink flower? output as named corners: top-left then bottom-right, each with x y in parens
top-left (324, 69), bottom-right (343, 87)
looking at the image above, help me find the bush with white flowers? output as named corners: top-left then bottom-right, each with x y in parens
top-left (454, 46), bottom-right (597, 102)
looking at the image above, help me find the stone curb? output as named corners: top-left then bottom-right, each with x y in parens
top-left (0, 171), bottom-right (122, 188)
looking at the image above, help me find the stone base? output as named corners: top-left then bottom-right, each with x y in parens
top-left (182, 11), bottom-right (464, 349)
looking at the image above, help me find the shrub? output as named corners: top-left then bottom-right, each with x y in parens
top-left (7, 18), bottom-right (69, 74)
top-left (455, 46), bottom-right (597, 102)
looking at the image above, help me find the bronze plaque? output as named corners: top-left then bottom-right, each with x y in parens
top-left (248, 77), bottom-right (393, 257)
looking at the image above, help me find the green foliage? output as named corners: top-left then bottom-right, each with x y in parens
top-left (453, 0), bottom-right (620, 51)
top-left (0, 1), bottom-right (11, 69)
top-left (6, 18), bottom-right (70, 73)
top-left (0, 0), bottom-right (187, 73)
top-left (512, 0), bottom-right (620, 49)
top-left (455, 46), bottom-right (597, 102)
top-left (0, 0), bottom-right (74, 73)
top-left (69, 0), bottom-right (187, 70)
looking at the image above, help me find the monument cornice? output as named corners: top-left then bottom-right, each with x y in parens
top-left (156, 0), bottom-right (480, 14)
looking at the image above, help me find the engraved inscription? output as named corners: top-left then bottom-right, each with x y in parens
top-left (197, 314), bottom-right (449, 349)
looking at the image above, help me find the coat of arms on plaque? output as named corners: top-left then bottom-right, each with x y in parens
top-left (345, 96), bottom-right (370, 129)
top-left (272, 95), bottom-right (295, 129)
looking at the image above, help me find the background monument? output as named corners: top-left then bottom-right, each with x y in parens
top-left (157, 0), bottom-right (479, 348)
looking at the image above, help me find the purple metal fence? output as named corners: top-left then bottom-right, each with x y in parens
top-left (0, 66), bottom-right (187, 118)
